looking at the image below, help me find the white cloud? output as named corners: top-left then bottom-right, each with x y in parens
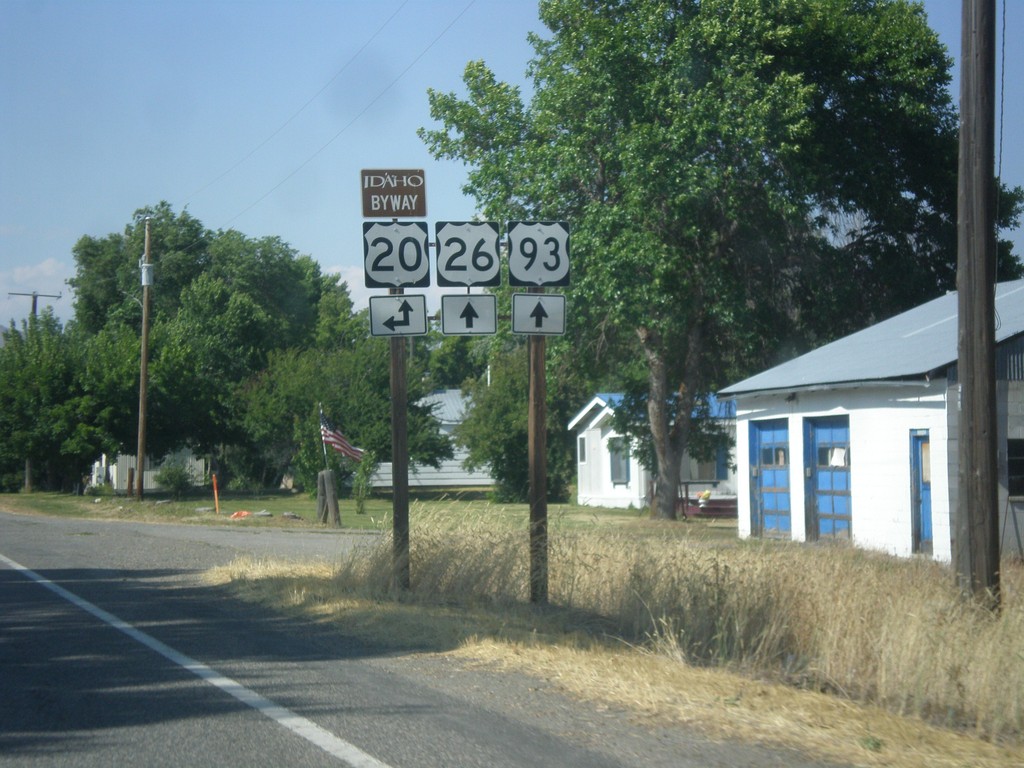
top-left (11, 257), bottom-right (66, 284)
top-left (324, 264), bottom-right (446, 314)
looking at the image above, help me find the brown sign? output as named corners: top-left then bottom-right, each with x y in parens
top-left (361, 169), bottom-right (426, 218)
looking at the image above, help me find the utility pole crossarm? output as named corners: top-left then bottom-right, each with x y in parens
top-left (8, 291), bottom-right (62, 317)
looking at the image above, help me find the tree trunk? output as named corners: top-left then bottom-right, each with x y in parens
top-left (639, 322), bottom-right (703, 521)
top-left (640, 327), bottom-right (679, 519)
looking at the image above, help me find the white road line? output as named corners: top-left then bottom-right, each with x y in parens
top-left (0, 552), bottom-right (392, 768)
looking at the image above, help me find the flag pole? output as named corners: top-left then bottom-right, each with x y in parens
top-left (318, 403), bottom-right (329, 469)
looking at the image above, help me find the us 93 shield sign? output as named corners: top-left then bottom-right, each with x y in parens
top-left (507, 221), bottom-right (570, 287)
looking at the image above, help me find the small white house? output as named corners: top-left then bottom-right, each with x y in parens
top-left (372, 389), bottom-right (494, 489)
top-left (569, 393), bottom-right (736, 510)
top-left (91, 448), bottom-right (207, 493)
top-left (719, 278), bottom-right (1024, 561)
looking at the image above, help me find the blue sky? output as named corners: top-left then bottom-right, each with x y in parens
top-left (1, 0), bottom-right (1020, 326)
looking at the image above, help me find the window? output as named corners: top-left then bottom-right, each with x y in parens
top-left (1010, 439), bottom-right (1024, 497)
top-left (577, 436), bottom-right (587, 464)
top-left (690, 446), bottom-right (731, 482)
top-left (761, 446), bottom-right (788, 466)
top-left (818, 446), bottom-right (849, 467)
top-left (609, 437), bottom-right (630, 485)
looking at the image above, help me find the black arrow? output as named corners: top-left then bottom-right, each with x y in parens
top-left (530, 300), bottom-right (548, 329)
top-left (460, 301), bottom-right (479, 328)
top-left (383, 299), bottom-right (414, 331)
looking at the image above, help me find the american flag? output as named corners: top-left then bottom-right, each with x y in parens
top-left (320, 411), bottom-right (364, 462)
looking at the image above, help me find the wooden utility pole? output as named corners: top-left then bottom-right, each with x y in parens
top-left (390, 289), bottom-right (411, 591)
top-left (955, 0), bottom-right (1000, 607)
top-left (8, 290), bottom-right (61, 492)
top-left (136, 218), bottom-right (153, 500)
top-left (528, 287), bottom-right (548, 604)
top-left (8, 291), bottom-right (62, 318)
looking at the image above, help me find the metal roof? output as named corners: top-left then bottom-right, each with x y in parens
top-left (567, 393), bottom-right (619, 432)
top-left (420, 389), bottom-right (468, 424)
top-left (568, 392), bottom-right (735, 432)
top-left (720, 278), bottom-right (1024, 397)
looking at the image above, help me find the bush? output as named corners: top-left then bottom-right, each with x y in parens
top-left (85, 482), bottom-right (114, 497)
top-left (155, 461), bottom-right (193, 499)
top-left (351, 450), bottom-right (377, 515)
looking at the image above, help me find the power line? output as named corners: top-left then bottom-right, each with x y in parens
top-left (53, 0), bottom-right (483, 306)
top-left (183, 0), bottom-right (412, 208)
top-left (218, 0), bottom-right (477, 230)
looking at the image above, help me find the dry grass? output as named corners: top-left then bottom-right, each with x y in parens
top-left (207, 513), bottom-right (1024, 767)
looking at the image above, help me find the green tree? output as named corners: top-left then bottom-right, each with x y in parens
top-left (426, 334), bottom-right (487, 390)
top-left (0, 313), bottom-right (105, 491)
top-left (238, 335), bottom-right (453, 493)
top-left (421, 0), bottom-right (1022, 518)
top-left (77, 323), bottom-right (140, 458)
top-left (351, 449), bottom-right (378, 514)
top-left (457, 345), bottom-right (530, 501)
top-left (313, 276), bottom-right (363, 351)
top-left (457, 341), bottom-right (583, 502)
top-left (69, 202), bottom-right (211, 335)
top-left (67, 203), bottom-right (330, 460)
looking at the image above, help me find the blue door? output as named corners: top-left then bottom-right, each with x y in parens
top-left (804, 417), bottom-right (852, 540)
top-left (911, 430), bottom-right (932, 553)
top-left (750, 420), bottom-right (790, 537)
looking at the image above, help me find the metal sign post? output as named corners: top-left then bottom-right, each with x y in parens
top-left (362, 170), bottom-right (430, 591)
top-left (360, 179), bottom-right (570, 602)
top-left (527, 286), bottom-right (548, 604)
top-left (390, 289), bottom-right (410, 591)
top-left (507, 221), bottom-right (570, 604)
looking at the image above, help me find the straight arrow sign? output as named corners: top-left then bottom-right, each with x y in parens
top-left (529, 301), bottom-right (548, 328)
top-left (441, 294), bottom-right (496, 336)
top-left (511, 293), bottom-right (566, 336)
top-left (461, 302), bottom-right (479, 328)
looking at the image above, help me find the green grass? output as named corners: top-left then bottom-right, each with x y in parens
top-left (0, 489), bottom-right (733, 538)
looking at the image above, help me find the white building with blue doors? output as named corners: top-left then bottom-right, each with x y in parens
top-left (719, 279), bottom-right (1024, 562)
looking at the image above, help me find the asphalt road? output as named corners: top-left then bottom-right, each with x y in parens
top-left (0, 511), bottom-right (846, 767)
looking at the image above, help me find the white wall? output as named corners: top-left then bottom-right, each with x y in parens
top-left (997, 381), bottom-right (1024, 557)
top-left (574, 420), bottom-right (735, 510)
top-left (372, 423), bottom-right (494, 488)
top-left (95, 449), bottom-right (208, 493)
top-left (575, 422), bottom-right (649, 508)
top-left (734, 381), bottom-right (952, 561)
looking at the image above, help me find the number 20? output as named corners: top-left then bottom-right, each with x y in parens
top-left (371, 235), bottom-right (423, 273)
